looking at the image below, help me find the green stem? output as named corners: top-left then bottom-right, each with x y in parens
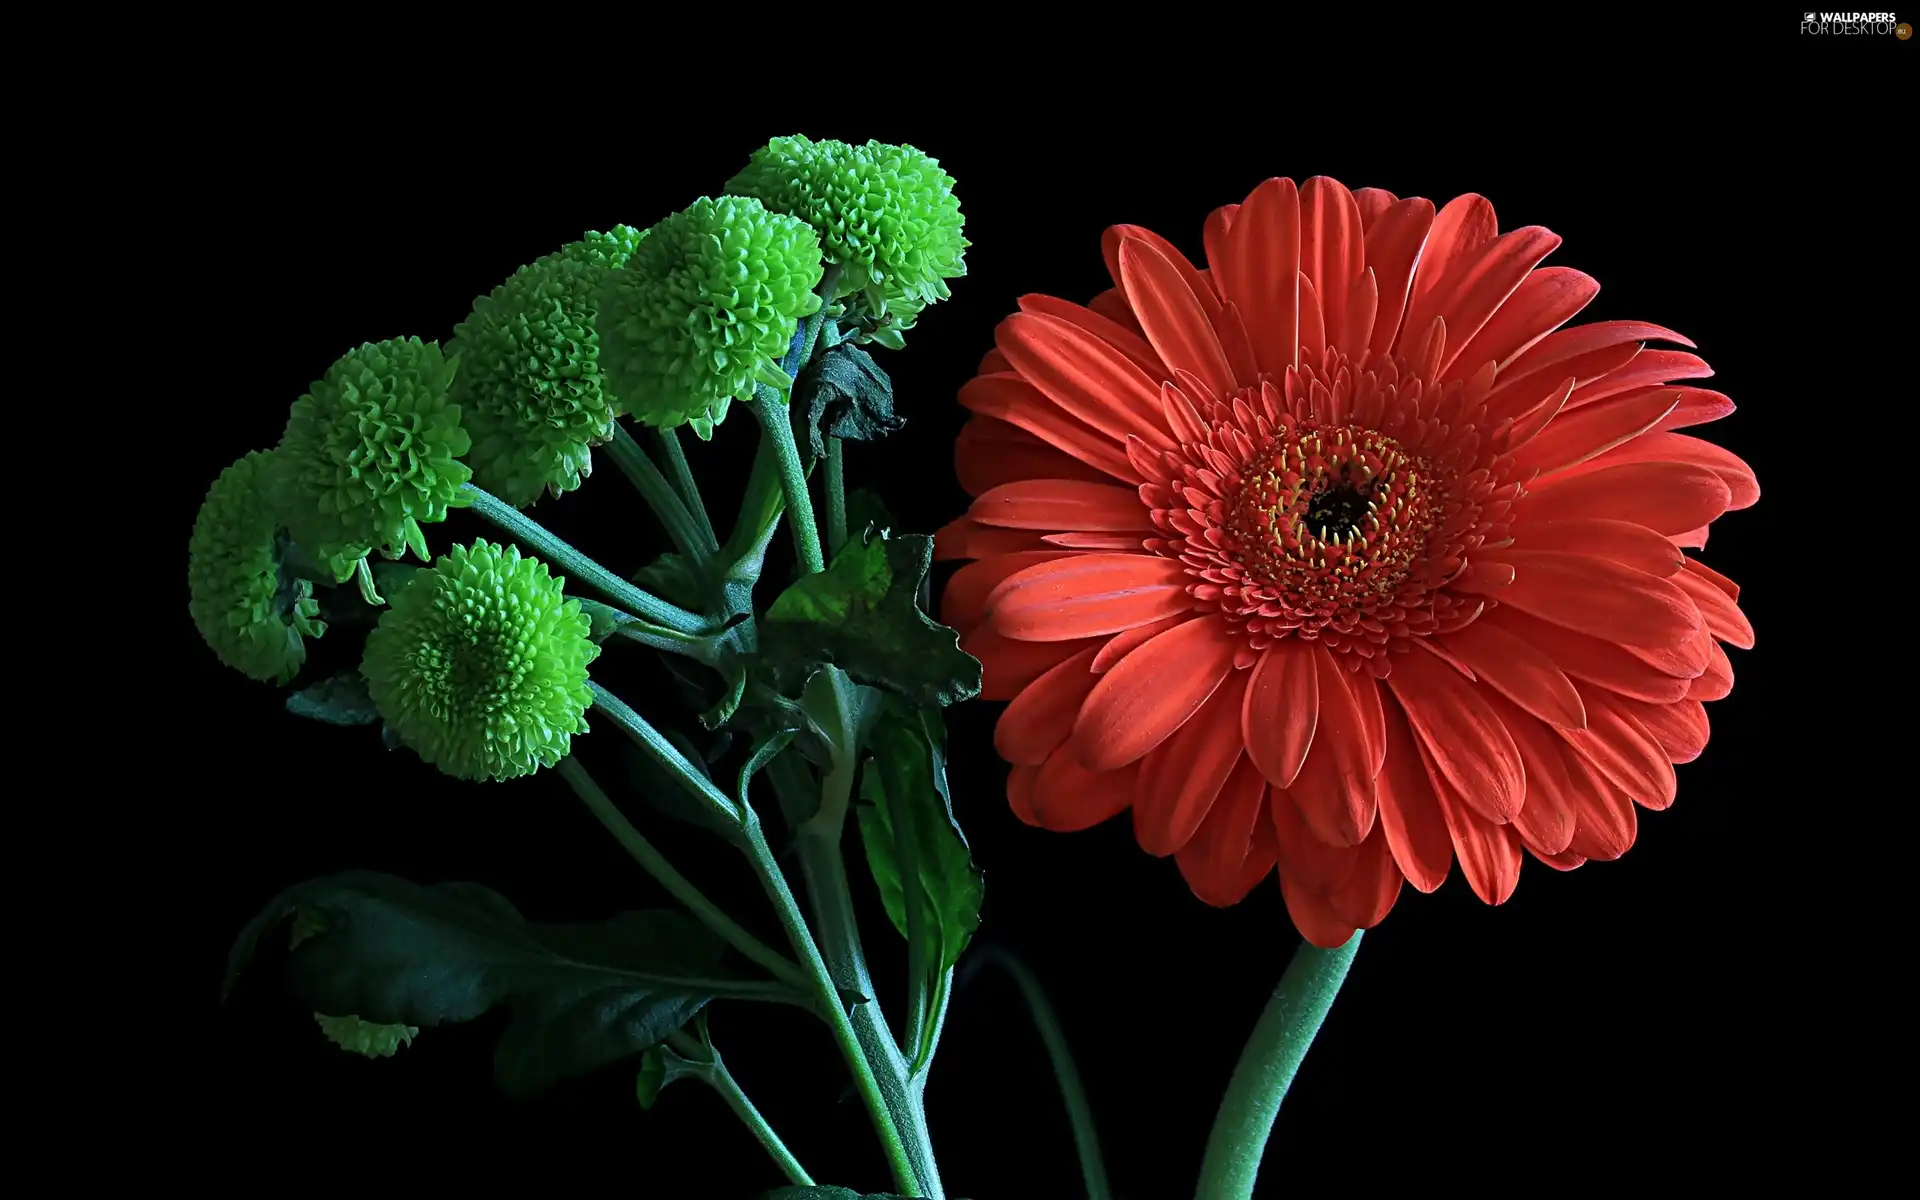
top-left (608, 619), bottom-right (716, 663)
top-left (605, 425), bottom-right (710, 559)
top-left (557, 756), bottom-right (805, 992)
top-left (750, 387), bottom-right (825, 575)
top-left (460, 484), bottom-right (709, 635)
top-left (973, 946), bottom-right (1110, 1200)
top-left (653, 426), bottom-right (719, 553)
top-left (666, 1030), bottom-right (814, 1187)
top-left (589, 684), bottom-right (738, 822)
top-left (1194, 933), bottom-right (1364, 1200)
top-left (824, 437), bottom-right (848, 555)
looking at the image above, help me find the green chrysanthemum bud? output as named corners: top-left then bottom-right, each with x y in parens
top-left (727, 135), bottom-right (968, 334)
top-left (188, 450), bottom-right (326, 684)
top-left (598, 196), bottom-right (824, 438)
top-left (273, 337), bottom-right (473, 582)
top-left (361, 539), bottom-right (598, 782)
top-left (449, 227), bottom-right (647, 507)
top-left (315, 1013), bottom-right (418, 1058)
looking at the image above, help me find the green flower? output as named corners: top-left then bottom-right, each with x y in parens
top-left (597, 195), bottom-right (824, 438)
top-left (450, 227), bottom-right (647, 507)
top-left (273, 337), bottom-right (472, 582)
top-left (361, 539), bottom-right (598, 782)
top-left (188, 450), bottom-right (326, 684)
top-left (727, 135), bottom-right (968, 337)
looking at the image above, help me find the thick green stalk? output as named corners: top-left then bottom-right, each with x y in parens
top-left (556, 756), bottom-right (804, 992)
top-left (824, 437), bottom-right (848, 554)
top-left (652, 425), bottom-right (719, 552)
top-left (972, 946), bottom-right (1110, 1200)
top-left (665, 1031), bottom-right (814, 1187)
top-left (1194, 933), bottom-right (1364, 1200)
top-left (750, 387), bottom-right (825, 575)
top-left (460, 484), bottom-right (708, 634)
top-left (605, 425), bottom-right (709, 559)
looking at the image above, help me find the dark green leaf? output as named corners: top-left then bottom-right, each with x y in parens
top-left (575, 597), bottom-right (638, 645)
top-left (225, 872), bottom-right (782, 1096)
top-left (738, 730), bottom-right (797, 811)
top-left (794, 342), bottom-right (903, 460)
top-left (285, 671), bottom-right (380, 726)
top-left (315, 1012), bottom-right (417, 1058)
top-left (371, 562), bottom-right (424, 599)
top-left (624, 728), bottom-right (736, 839)
top-left (760, 531), bottom-right (981, 710)
top-left (856, 706), bottom-right (982, 976)
top-left (634, 1042), bottom-right (702, 1110)
top-left (760, 1190), bottom-right (915, 1200)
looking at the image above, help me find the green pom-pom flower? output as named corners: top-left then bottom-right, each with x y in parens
top-left (598, 196), bottom-right (824, 438)
top-left (727, 135), bottom-right (968, 337)
top-left (449, 227), bottom-right (647, 507)
top-left (273, 337), bottom-right (472, 582)
top-left (361, 539), bottom-right (598, 782)
top-left (315, 1013), bottom-right (418, 1058)
top-left (188, 450), bottom-right (326, 684)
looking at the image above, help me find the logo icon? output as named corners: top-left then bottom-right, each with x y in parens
top-left (1899, 21), bottom-right (1913, 37)
top-left (1804, 11), bottom-right (1815, 19)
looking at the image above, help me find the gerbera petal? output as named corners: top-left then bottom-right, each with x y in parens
top-left (1433, 617), bottom-right (1586, 729)
top-left (1509, 388), bottom-right (1682, 476)
top-left (959, 372), bottom-right (1139, 483)
top-left (1086, 287), bottom-right (1145, 334)
top-left (1419, 738), bottom-right (1524, 905)
top-left (1219, 177), bottom-right (1302, 374)
top-left (1615, 696), bottom-right (1711, 764)
top-left (1352, 187), bottom-right (1398, 228)
top-left (1493, 551), bottom-right (1702, 649)
top-left (1565, 349), bottom-right (1714, 409)
top-left (1482, 691), bottom-right (1578, 856)
top-left (1655, 387), bottom-right (1738, 433)
top-left (1270, 787), bottom-right (1361, 894)
top-left (1426, 226), bottom-right (1565, 379)
top-left (1073, 613), bottom-right (1237, 771)
top-left (1091, 612), bottom-right (1190, 673)
top-left (1326, 833), bottom-right (1405, 930)
top-left (1530, 847), bottom-right (1587, 872)
top-left (994, 646), bottom-right (1101, 766)
top-left (1017, 293), bottom-right (1168, 378)
top-left (1203, 204), bottom-right (1238, 277)
top-left (1135, 671), bottom-right (1250, 856)
top-left (1401, 193), bottom-right (1498, 349)
top-left (964, 627), bottom-right (1099, 701)
top-left (1546, 432), bottom-right (1758, 512)
top-left (1375, 704), bottom-right (1454, 893)
top-left (1176, 757), bottom-right (1270, 906)
top-left (1482, 606), bottom-right (1696, 703)
top-left (1119, 238), bottom-right (1237, 399)
top-left (1498, 320), bottom-right (1696, 391)
top-left (970, 479), bottom-right (1155, 533)
top-left (1279, 872), bottom-right (1362, 949)
top-left (1297, 273), bottom-right (1327, 359)
top-left (987, 554), bottom-right (1194, 642)
top-left (933, 516), bottom-right (1048, 561)
top-left (1560, 684), bottom-right (1678, 811)
top-left (955, 416), bottom-right (1114, 495)
top-left (1670, 563), bottom-right (1756, 649)
top-left (1030, 746), bottom-right (1135, 833)
top-left (1448, 266), bottom-right (1599, 376)
top-left (941, 550), bottom-right (1072, 633)
top-left (1364, 197), bottom-right (1437, 357)
top-left (997, 313), bottom-right (1176, 450)
top-left (1388, 646), bottom-right (1526, 824)
top-left (1687, 641), bottom-right (1735, 701)
top-left (1007, 764), bottom-right (1041, 826)
top-left (1503, 518), bottom-right (1686, 579)
top-left (1287, 646), bottom-right (1381, 846)
top-left (1339, 267), bottom-right (1380, 359)
top-left (1102, 224), bottom-right (1217, 316)
top-left (1300, 177), bottom-right (1366, 357)
top-left (1519, 460), bottom-right (1732, 534)
top-left (1241, 638), bottom-right (1319, 789)
top-left (1563, 762), bottom-right (1638, 861)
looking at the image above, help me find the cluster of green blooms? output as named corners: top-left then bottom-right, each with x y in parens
top-left (727, 135), bottom-right (968, 348)
top-left (362, 540), bottom-right (599, 782)
top-left (188, 450), bottom-right (327, 683)
top-left (450, 227), bottom-right (647, 506)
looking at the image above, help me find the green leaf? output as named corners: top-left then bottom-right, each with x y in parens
top-left (634, 1042), bottom-right (702, 1110)
top-left (624, 727), bottom-right (738, 839)
top-left (738, 729), bottom-right (797, 811)
top-left (759, 1189), bottom-right (917, 1200)
top-left (856, 705), bottom-right (983, 977)
top-left (632, 552), bottom-right (706, 613)
top-left (760, 530), bottom-right (981, 710)
top-left (225, 871), bottom-right (782, 1096)
top-left (285, 671), bottom-right (380, 726)
top-left (794, 342), bottom-right (903, 460)
top-left (575, 597), bottom-right (640, 645)
top-left (314, 1012), bottom-right (418, 1058)
top-left (371, 562), bottom-right (423, 599)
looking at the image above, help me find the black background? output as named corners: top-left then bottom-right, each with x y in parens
top-left (148, 36), bottom-right (1898, 1199)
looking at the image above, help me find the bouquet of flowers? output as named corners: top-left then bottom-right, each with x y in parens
top-left (196, 135), bottom-right (1755, 1199)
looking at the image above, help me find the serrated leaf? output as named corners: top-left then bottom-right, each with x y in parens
top-left (225, 872), bottom-right (793, 1096)
top-left (856, 705), bottom-right (982, 977)
top-left (760, 530), bottom-right (981, 710)
top-left (315, 1012), bottom-right (418, 1058)
top-left (635, 1042), bottom-right (702, 1110)
top-left (794, 342), bottom-right (903, 460)
top-left (285, 671), bottom-right (380, 726)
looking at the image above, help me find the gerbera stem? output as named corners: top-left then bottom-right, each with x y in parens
top-left (1194, 932), bottom-right (1364, 1200)
top-left (652, 425), bottom-right (720, 553)
top-left (556, 756), bottom-right (806, 992)
top-left (965, 946), bottom-right (1110, 1200)
top-left (459, 483), bottom-right (710, 635)
top-left (824, 437), bottom-right (849, 555)
top-left (664, 1030), bottom-right (814, 1187)
top-left (749, 387), bottom-right (826, 575)
top-left (605, 425), bottom-right (711, 560)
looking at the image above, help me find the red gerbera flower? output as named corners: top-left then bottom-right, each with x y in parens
top-left (938, 177), bottom-right (1757, 947)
